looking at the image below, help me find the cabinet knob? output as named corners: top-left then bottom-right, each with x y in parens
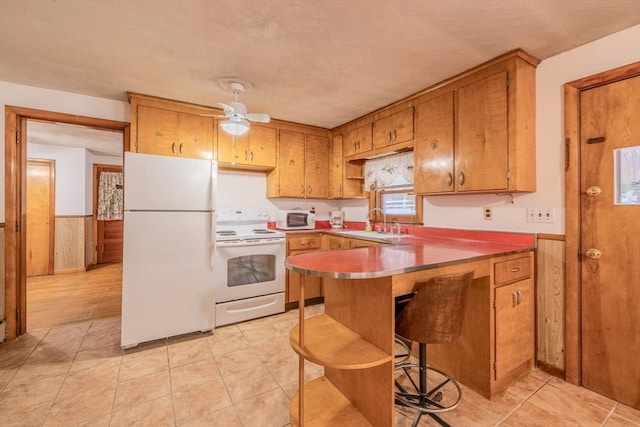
top-left (393, 129), bottom-right (397, 141)
top-left (458, 171), bottom-right (466, 186)
top-left (512, 291), bottom-right (517, 307)
top-left (250, 151), bottom-right (254, 161)
top-left (307, 185), bottom-right (312, 194)
top-left (447, 172), bottom-right (453, 187)
top-left (516, 289), bottom-right (522, 305)
top-left (585, 248), bottom-right (602, 260)
top-left (300, 185), bottom-right (305, 195)
top-left (172, 142), bottom-right (176, 154)
top-left (244, 150), bottom-right (248, 160)
top-left (179, 143), bottom-right (183, 155)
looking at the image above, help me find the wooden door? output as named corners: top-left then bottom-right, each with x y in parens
top-left (247, 125), bottom-right (277, 167)
top-left (415, 92), bottom-right (455, 194)
top-left (305, 134), bottom-right (330, 198)
top-left (580, 75), bottom-right (640, 409)
top-left (372, 108), bottom-right (414, 149)
top-left (26, 160), bottom-right (55, 277)
top-left (278, 130), bottom-right (306, 197)
top-left (456, 71), bottom-right (508, 192)
top-left (94, 165), bottom-right (124, 264)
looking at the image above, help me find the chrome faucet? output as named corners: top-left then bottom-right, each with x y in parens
top-left (367, 208), bottom-right (387, 233)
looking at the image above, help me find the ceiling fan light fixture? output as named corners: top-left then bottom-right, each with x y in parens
top-left (220, 118), bottom-right (250, 136)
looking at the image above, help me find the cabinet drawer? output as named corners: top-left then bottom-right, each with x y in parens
top-left (288, 235), bottom-right (321, 251)
top-left (494, 256), bottom-right (532, 285)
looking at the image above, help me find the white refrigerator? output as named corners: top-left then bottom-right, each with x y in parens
top-left (121, 152), bottom-right (217, 348)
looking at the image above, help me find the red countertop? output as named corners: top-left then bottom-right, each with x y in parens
top-left (285, 229), bottom-right (536, 279)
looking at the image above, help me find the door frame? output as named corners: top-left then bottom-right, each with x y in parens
top-left (92, 163), bottom-right (123, 266)
top-left (563, 61), bottom-right (640, 384)
top-left (4, 105), bottom-right (129, 339)
top-left (26, 159), bottom-right (56, 276)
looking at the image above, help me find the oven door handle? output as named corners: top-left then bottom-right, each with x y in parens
top-left (216, 239), bottom-right (285, 248)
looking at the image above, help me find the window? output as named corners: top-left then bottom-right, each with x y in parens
top-left (370, 187), bottom-right (423, 225)
top-left (364, 151), bottom-right (423, 225)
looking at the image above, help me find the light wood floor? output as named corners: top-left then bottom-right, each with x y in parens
top-left (26, 263), bottom-right (122, 331)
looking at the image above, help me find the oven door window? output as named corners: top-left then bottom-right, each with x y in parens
top-left (227, 254), bottom-right (276, 287)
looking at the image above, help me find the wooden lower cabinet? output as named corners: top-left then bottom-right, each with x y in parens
top-left (286, 233), bottom-right (323, 303)
top-left (427, 251), bottom-right (535, 398)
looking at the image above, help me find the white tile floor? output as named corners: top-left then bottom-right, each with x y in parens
top-left (0, 304), bottom-right (638, 426)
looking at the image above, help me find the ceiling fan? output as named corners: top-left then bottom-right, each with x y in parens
top-left (215, 82), bottom-right (270, 137)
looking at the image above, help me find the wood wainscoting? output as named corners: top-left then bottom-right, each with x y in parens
top-left (54, 215), bottom-right (93, 274)
top-left (536, 233), bottom-right (565, 377)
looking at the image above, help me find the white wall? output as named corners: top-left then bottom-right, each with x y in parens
top-left (420, 24), bottom-right (640, 234)
top-left (27, 143), bottom-right (123, 215)
top-left (218, 169), bottom-right (339, 221)
top-left (27, 143), bottom-right (89, 215)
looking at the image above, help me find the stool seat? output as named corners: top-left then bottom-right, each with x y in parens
top-left (394, 271), bottom-right (473, 427)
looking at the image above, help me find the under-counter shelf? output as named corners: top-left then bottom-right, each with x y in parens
top-left (289, 377), bottom-right (373, 426)
top-left (290, 314), bottom-right (391, 369)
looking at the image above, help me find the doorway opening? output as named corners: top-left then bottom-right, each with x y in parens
top-left (4, 106), bottom-right (129, 339)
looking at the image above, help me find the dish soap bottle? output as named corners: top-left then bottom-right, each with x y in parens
top-left (365, 219), bottom-right (372, 232)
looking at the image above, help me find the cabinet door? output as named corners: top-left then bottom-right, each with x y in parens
top-left (415, 92), bottom-right (455, 194)
top-left (217, 125), bottom-right (276, 167)
top-left (136, 105), bottom-right (178, 156)
top-left (305, 134), bottom-right (330, 198)
top-left (495, 278), bottom-right (534, 380)
top-left (278, 130), bottom-right (306, 197)
top-left (343, 124), bottom-right (373, 157)
top-left (217, 131), bottom-right (247, 164)
top-left (247, 125), bottom-right (277, 168)
top-left (373, 107), bottom-right (414, 149)
top-left (456, 71), bottom-right (508, 192)
top-left (177, 113), bottom-right (214, 159)
top-left (331, 135), bottom-right (344, 198)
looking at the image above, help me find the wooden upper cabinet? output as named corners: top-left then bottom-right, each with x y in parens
top-left (414, 52), bottom-right (537, 195)
top-left (343, 124), bottom-right (373, 157)
top-left (372, 107), bottom-right (414, 149)
top-left (217, 125), bottom-right (277, 169)
top-left (130, 95), bottom-right (214, 160)
top-left (456, 71), bottom-right (509, 192)
top-left (268, 129), bottom-right (330, 199)
top-left (305, 134), bottom-right (330, 198)
top-left (414, 92), bottom-right (455, 194)
top-left (276, 130), bottom-right (306, 197)
top-left (330, 134), bottom-right (344, 198)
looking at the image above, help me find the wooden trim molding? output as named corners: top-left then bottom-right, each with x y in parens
top-left (4, 105), bottom-right (129, 340)
top-left (563, 61), bottom-right (640, 385)
top-left (536, 233), bottom-right (565, 241)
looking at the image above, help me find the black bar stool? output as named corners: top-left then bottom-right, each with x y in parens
top-left (394, 271), bottom-right (474, 427)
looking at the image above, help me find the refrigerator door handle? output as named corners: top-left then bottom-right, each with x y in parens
top-left (210, 212), bottom-right (216, 268)
top-left (210, 160), bottom-right (218, 212)
top-left (210, 159), bottom-right (218, 268)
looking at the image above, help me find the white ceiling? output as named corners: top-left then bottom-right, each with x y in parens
top-left (27, 121), bottom-right (123, 157)
top-left (2, 0), bottom-right (640, 136)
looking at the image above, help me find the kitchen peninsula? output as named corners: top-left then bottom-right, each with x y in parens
top-left (286, 229), bottom-right (536, 426)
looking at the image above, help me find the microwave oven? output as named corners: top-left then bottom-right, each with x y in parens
top-left (276, 210), bottom-right (316, 230)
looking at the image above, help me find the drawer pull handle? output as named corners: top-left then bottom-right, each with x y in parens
top-left (512, 292), bottom-right (518, 307)
top-left (511, 267), bottom-right (520, 273)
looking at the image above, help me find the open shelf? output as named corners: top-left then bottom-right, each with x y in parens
top-left (289, 377), bottom-right (373, 426)
top-left (290, 314), bottom-right (391, 369)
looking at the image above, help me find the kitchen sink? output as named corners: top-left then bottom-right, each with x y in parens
top-left (335, 230), bottom-right (408, 241)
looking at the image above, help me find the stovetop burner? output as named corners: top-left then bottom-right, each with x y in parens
top-left (215, 209), bottom-right (285, 242)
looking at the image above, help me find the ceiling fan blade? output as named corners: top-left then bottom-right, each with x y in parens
top-left (246, 113), bottom-right (271, 123)
top-left (217, 102), bottom-right (235, 113)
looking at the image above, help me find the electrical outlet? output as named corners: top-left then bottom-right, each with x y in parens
top-left (483, 207), bottom-right (493, 220)
top-left (526, 208), bottom-right (553, 223)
